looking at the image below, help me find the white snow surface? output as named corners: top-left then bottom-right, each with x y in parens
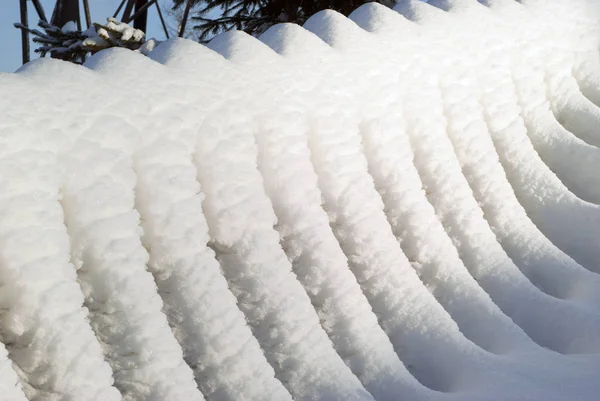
top-left (1, 0), bottom-right (600, 400)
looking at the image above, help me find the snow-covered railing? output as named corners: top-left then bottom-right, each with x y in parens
top-left (1, 0), bottom-right (600, 400)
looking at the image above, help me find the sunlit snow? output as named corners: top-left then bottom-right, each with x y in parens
top-left (0, 0), bottom-right (600, 400)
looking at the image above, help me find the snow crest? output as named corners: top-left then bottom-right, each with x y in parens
top-left (1, 0), bottom-right (600, 400)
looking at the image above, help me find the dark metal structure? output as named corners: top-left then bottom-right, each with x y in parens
top-left (17, 0), bottom-right (193, 65)
top-left (19, 0), bottom-right (30, 63)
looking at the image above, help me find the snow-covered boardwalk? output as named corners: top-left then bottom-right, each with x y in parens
top-left (1, 0), bottom-right (600, 400)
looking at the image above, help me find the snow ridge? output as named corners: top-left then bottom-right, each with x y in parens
top-left (1, 0), bottom-right (600, 400)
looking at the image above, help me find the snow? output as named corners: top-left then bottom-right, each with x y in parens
top-left (82, 19), bottom-right (146, 52)
top-left (1, 0), bottom-right (600, 400)
top-left (61, 21), bottom-right (78, 33)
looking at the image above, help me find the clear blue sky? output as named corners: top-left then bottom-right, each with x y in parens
top-left (0, 0), bottom-right (170, 72)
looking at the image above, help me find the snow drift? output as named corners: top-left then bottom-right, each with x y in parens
top-left (1, 0), bottom-right (600, 400)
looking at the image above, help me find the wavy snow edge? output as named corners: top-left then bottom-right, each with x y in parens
top-left (1, 0), bottom-right (600, 400)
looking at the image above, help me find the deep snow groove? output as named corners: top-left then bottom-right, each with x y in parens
top-left (60, 118), bottom-right (203, 401)
top-left (133, 135), bottom-right (291, 401)
top-left (193, 109), bottom-right (373, 401)
top-left (401, 0), bottom-right (600, 354)
top-left (254, 109), bottom-right (424, 401)
top-left (1, 0), bottom-right (600, 400)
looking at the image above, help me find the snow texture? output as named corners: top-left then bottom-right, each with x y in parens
top-left (1, 0), bottom-right (600, 400)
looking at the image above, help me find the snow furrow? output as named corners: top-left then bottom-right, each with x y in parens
top-left (305, 101), bottom-right (492, 392)
top-left (437, 49), bottom-right (600, 353)
top-left (550, 74), bottom-right (600, 151)
top-left (2, 0), bottom-right (600, 400)
top-left (0, 75), bottom-right (119, 401)
top-left (192, 108), bottom-right (373, 401)
top-left (506, 63), bottom-right (600, 272)
top-left (499, 4), bottom-right (600, 204)
top-left (0, 342), bottom-right (27, 401)
top-left (279, 11), bottom-right (494, 392)
top-left (563, 0), bottom-right (600, 108)
top-left (524, 118), bottom-right (600, 206)
top-left (483, 76), bottom-right (600, 299)
top-left (254, 108), bottom-right (428, 401)
top-left (127, 41), bottom-right (294, 400)
top-left (386, 2), bottom-right (534, 355)
top-left (520, 0), bottom-right (600, 150)
top-left (572, 51), bottom-right (600, 108)
top-left (60, 120), bottom-right (202, 401)
top-left (133, 135), bottom-right (291, 401)
top-left (420, 0), bottom-right (600, 276)
top-left (403, 91), bottom-right (536, 352)
top-left (408, 0), bottom-right (600, 352)
top-left (0, 159), bottom-right (119, 401)
top-left (216, 25), bottom-right (428, 400)
top-left (443, 0), bottom-right (600, 305)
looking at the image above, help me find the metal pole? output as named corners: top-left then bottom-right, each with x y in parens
top-left (155, 1), bottom-right (170, 39)
top-left (76, 5), bottom-right (82, 31)
top-left (82, 0), bottom-right (92, 29)
top-left (50, 0), bottom-right (61, 23)
top-left (133, 0), bottom-right (149, 31)
top-left (126, 0), bottom-right (156, 26)
top-left (51, 0), bottom-right (81, 29)
top-left (179, 0), bottom-right (193, 37)
top-left (113, 0), bottom-right (128, 18)
top-left (122, 0), bottom-right (136, 21)
top-left (19, 0), bottom-right (30, 64)
top-left (31, 0), bottom-right (48, 23)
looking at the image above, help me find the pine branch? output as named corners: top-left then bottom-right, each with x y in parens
top-left (170, 0), bottom-right (398, 41)
top-left (14, 18), bottom-right (149, 64)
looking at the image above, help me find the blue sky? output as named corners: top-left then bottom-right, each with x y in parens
top-left (0, 0), bottom-right (170, 72)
